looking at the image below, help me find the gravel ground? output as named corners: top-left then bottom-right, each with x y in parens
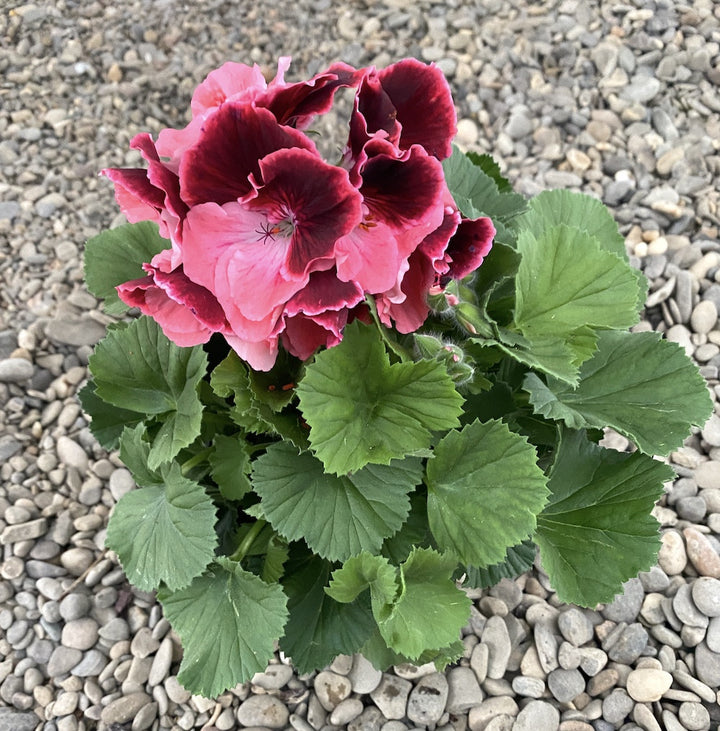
top-left (2, 1), bottom-right (720, 730)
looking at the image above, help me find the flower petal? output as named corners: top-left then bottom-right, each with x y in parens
top-left (250, 148), bottom-right (363, 277)
top-left (376, 59), bottom-right (457, 159)
top-left (258, 62), bottom-right (366, 129)
top-left (444, 216), bottom-right (495, 282)
top-left (284, 269), bottom-right (364, 317)
top-left (281, 310), bottom-right (348, 361)
top-left (182, 201), bottom-right (303, 339)
top-left (179, 104), bottom-right (317, 207)
top-left (190, 61), bottom-right (267, 115)
top-left (117, 275), bottom-right (214, 348)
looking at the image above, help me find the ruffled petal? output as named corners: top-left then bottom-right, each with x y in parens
top-left (281, 310), bottom-right (348, 361)
top-left (444, 216), bottom-right (495, 282)
top-left (190, 61), bottom-right (267, 115)
top-left (376, 59), bottom-right (457, 159)
top-left (250, 148), bottom-right (363, 277)
top-left (179, 104), bottom-right (317, 207)
top-left (284, 269), bottom-right (364, 317)
top-left (258, 62), bottom-right (366, 129)
top-left (117, 274), bottom-right (214, 348)
top-left (182, 201), bottom-right (304, 339)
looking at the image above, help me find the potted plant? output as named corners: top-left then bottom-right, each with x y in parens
top-left (81, 57), bottom-right (712, 697)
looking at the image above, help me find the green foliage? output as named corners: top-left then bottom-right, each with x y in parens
top-left (535, 429), bottom-right (674, 606)
top-left (524, 330), bottom-right (713, 455)
top-left (84, 221), bottom-right (170, 314)
top-left (327, 548), bottom-right (472, 660)
top-left (88, 317), bottom-right (207, 469)
top-left (83, 146), bottom-right (712, 697)
top-left (158, 558), bottom-right (288, 698)
top-left (296, 321), bottom-right (463, 474)
top-left (426, 419), bottom-right (548, 567)
top-left (252, 444), bottom-right (422, 561)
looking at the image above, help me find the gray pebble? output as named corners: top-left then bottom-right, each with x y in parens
top-left (100, 692), bottom-right (152, 725)
top-left (691, 300), bottom-right (717, 334)
top-left (607, 623), bottom-right (648, 664)
top-left (47, 646), bottom-right (83, 676)
top-left (707, 616), bottom-right (720, 653)
top-left (251, 662), bottom-right (293, 690)
top-left (558, 608), bottom-right (594, 646)
top-left (511, 675), bottom-right (545, 698)
top-left (0, 358), bottom-right (34, 383)
top-left (691, 577), bottom-right (720, 617)
top-left (512, 700), bottom-right (559, 731)
top-left (330, 698), bottom-right (364, 726)
top-left (348, 705), bottom-right (384, 731)
top-left (482, 615), bottom-right (512, 679)
top-left (236, 695), bottom-right (289, 728)
top-left (694, 641), bottom-right (720, 687)
top-left (71, 649), bottom-right (107, 677)
top-left (370, 674), bottom-right (412, 720)
top-left (61, 617), bottom-right (99, 650)
top-left (602, 688), bottom-right (634, 724)
top-left (547, 668), bottom-right (585, 703)
top-left (148, 637), bottom-right (173, 687)
top-left (348, 653), bottom-right (382, 694)
top-left (602, 578), bottom-right (644, 622)
top-left (446, 666), bottom-right (482, 712)
top-left (98, 617), bottom-right (130, 643)
top-left (0, 709), bottom-right (39, 731)
top-left (674, 583), bottom-right (709, 628)
top-left (55, 436), bottom-right (89, 474)
top-left (0, 518), bottom-right (48, 545)
top-left (678, 701), bottom-right (711, 731)
top-left (313, 671), bottom-right (351, 711)
top-left (533, 620), bottom-right (559, 673)
top-left (59, 593), bottom-right (91, 622)
top-left (406, 672), bottom-right (448, 726)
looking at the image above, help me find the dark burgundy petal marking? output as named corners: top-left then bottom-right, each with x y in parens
top-left (179, 104), bottom-right (316, 207)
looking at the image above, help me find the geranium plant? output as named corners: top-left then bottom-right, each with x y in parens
top-left (81, 57), bottom-right (712, 697)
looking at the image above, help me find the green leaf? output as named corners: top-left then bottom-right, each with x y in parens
top-left (327, 548), bottom-right (471, 660)
top-left (84, 221), bottom-right (171, 314)
top-left (78, 381), bottom-right (143, 450)
top-left (524, 330), bottom-right (713, 455)
top-left (442, 145), bottom-right (526, 243)
top-left (514, 225), bottom-right (641, 341)
top-left (521, 190), bottom-right (627, 260)
top-left (210, 351), bottom-right (309, 449)
top-left (118, 424), bottom-right (162, 486)
top-left (326, 552), bottom-right (399, 609)
top-left (297, 321), bottom-right (463, 475)
top-left (252, 443), bottom-right (421, 561)
top-left (210, 434), bottom-right (252, 501)
top-left (466, 152), bottom-right (514, 193)
top-left (89, 317), bottom-right (207, 468)
top-left (262, 535), bottom-right (289, 584)
top-left (380, 548), bottom-right (471, 659)
top-left (158, 558), bottom-right (288, 697)
top-left (426, 419), bottom-right (548, 567)
top-left (382, 491), bottom-right (432, 564)
top-left (463, 540), bottom-right (536, 588)
top-left (535, 429), bottom-right (673, 606)
top-left (105, 462), bottom-right (217, 592)
top-left (281, 554), bottom-right (374, 673)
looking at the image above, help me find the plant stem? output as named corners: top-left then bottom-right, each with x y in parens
top-left (180, 447), bottom-right (213, 477)
top-left (364, 295), bottom-right (413, 361)
top-left (229, 519), bottom-right (267, 562)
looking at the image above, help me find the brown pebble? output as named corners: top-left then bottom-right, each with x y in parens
top-left (684, 527), bottom-right (720, 578)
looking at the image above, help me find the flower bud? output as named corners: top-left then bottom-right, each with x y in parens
top-left (414, 333), bottom-right (475, 386)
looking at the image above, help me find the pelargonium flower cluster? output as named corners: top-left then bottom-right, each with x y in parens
top-left (103, 57), bottom-right (495, 370)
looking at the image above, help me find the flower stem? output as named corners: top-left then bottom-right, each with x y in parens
top-left (180, 447), bottom-right (213, 477)
top-left (364, 295), bottom-right (413, 361)
top-left (229, 519), bottom-right (267, 562)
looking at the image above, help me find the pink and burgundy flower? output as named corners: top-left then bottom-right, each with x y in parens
top-left (103, 56), bottom-right (494, 370)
